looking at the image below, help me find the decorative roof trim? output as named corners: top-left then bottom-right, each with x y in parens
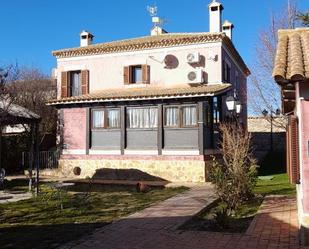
top-left (52, 32), bottom-right (250, 75)
top-left (47, 84), bottom-right (231, 106)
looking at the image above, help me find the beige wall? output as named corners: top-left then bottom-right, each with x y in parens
top-left (55, 42), bottom-right (246, 98)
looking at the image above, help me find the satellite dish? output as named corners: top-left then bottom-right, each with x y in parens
top-left (164, 54), bottom-right (174, 65)
top-left (163, 54), bottom-right (179, 69)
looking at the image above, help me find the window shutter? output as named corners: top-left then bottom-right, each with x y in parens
top-left (287, 115), bottom-right (300, 184)
top-left (142, 65), bottom-right (150, 84)
top-left (81, 70), bottom-right (89, 95)
top-left (61, 71), bottom-right (69, 98)
top-left (124, 66), bottom-right (130, 85)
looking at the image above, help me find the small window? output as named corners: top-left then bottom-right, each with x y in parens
top-left (131, 66), bottom-right (142, 83)
top-left (182, 106), bottom-right (197, 127)
top-left (70, 71), bottom-right (81, 96)
top-left (107, 109), bottom-right (120, 128)
top-left (235, 71), bottom-right (239, 90)
top-left (165, 107), bottom-right (179, 127)
top-left (92, 110), bottom-right (104, 129)
top-left (223, 61), bottom-right (231, 83)
top-left (127, 107), bottom-right (158, 128)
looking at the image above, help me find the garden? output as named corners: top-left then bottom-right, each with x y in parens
top-left (181, 123), bottom-right (295, 233)
top-left (0, 180), bottom-right (187, 249)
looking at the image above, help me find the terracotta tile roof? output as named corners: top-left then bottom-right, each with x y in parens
top-left (47, 83), bottom-right (231, 105)
top-left (273, 28), bottom-right (309, 84)
top-left (52, 32), bottom-right (250, 75)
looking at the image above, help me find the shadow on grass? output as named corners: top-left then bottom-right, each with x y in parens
top-left (0, 222), bottom-right (108, 249)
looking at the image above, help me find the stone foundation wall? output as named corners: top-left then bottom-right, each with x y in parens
top-left (58, 159), bottom-right (207, 182)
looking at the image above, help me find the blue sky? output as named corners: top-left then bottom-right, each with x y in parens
top-left (0, 0), bottom-right (307, 75)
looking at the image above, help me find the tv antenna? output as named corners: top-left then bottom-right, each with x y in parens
top-left (147, 5), bottom-right (157, 17)
top-left (147, 5), bottom-right (166, 28)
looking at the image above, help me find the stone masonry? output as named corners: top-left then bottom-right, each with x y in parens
top-left (58, 158), bottom-right (207, 182)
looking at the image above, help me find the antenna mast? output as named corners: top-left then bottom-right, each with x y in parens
top-left (147, 5), bottom-right (164, 28)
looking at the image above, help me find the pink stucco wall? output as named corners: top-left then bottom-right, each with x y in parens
top-left (56, 44), bottom-right (225, 98)
top-left (301, 100), bottom-right (309, 212)
top-left (63, 108), bottom-right (86, 150)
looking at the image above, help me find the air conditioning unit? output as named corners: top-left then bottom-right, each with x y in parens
top-left (187, 52), bottom-right (200, 63)
top-left (187, 70), bottom-right (204, 84)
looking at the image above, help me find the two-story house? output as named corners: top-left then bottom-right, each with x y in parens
top-left (48, 0), bottom-right (250, 182)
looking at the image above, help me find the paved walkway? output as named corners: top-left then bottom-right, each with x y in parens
top-left (0, 190), bottom-right (32, 204)
top-left (60, 190), bottom-right (303, 249)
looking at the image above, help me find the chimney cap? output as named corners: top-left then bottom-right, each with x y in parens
top-left (208, 0), bottom-right (223, 10)
top-left (80, 30), bottom-right (94, 38)
top-left (222, 20), bottom-right (234, 28)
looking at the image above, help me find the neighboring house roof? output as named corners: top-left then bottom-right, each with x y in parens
top-left (272, 27), bottom-right (309, 114)
top-left (247, 116), bottom-right (286, 133)
top-left (273, 28), bottom-right (309, 84)
top-left (52, 32), bottom-right (250, 75)
top-left (0, 101), bottom-right (40, 125)
top-left (47, 83), bottom-right (231, 106)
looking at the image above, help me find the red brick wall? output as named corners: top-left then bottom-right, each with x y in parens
top-left (301, 100), bottom-right (309, 212)
top-left (63, 108), bottom-right (87, 150)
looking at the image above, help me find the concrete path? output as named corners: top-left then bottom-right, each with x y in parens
top-left (59, 190), bottom-right (303, 249)
top-left (0, 191), bottom-right (32, 204)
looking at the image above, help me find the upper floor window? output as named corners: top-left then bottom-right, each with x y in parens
top-left (124, 65), bottom-right (150, 85)
top-left (235, 71), bottom-right (239, 90)
top-left (223, 60), bottom-right (231, 83)
top-left (131, 65), bottom-right (142, 83)
top-left (70, 71), bottom-right (81, 96)
top-left (61, 70), bottom-right (89, 98)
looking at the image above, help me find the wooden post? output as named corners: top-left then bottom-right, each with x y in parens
top-left (157, 104), bottom-right (163, 155)
top-left (34, 122), bottom-right (39, 196)
top-left (85, 108), bottom-right (90, 155)
top-left (0, 126), bottom-right (2, 171)
top-left (120, 106), bottom-right (126, 155)
top-left (198, 101), bottom-right (205, 155)
top-left (29, 123), bottom-right (34, 192)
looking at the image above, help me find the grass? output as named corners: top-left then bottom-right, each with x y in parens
top-left (255, 173), bottom-right (296, 196)
top-left (180, 173), bottom-right (296, 233)
top-left (0, 179), bottom-right (188, 249)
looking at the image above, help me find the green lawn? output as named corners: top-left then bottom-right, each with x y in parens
top-left (0, 180), bottom-right (188, 249)
top-left (255, 173), bottom-right (296, 196)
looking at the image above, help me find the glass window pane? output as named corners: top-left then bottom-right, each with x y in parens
top-left (182, 106), bottom-right (197, 126)
top-left (108, 109), bottom-right (120, 128)
top-left (70, 71), bottom-right (81, 96)
top-left (165, 107), bottom-right (178, 127)
top-left (127, 107), bottom-right (157, 128)
top-left (134, 67), bottom-right (142, 83)
top-left (92, 110), bottom-right (104, 128)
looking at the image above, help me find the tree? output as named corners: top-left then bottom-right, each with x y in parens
top-left (248, 0), bottom-right (298, 127)
top-left (207, 123), bottom-right (258, 219)
top-left (0, 64), bottom-right (57, 173)
top-left (297, 11), bottom-right (309, 26)
top-left (8, 66), bottom-right (57, 145)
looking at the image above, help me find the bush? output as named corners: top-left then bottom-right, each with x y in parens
top-left (208, 123), bottom-right (258, 216)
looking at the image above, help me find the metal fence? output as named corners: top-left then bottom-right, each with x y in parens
top-left (22, 150), bottom-right (61, 170)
